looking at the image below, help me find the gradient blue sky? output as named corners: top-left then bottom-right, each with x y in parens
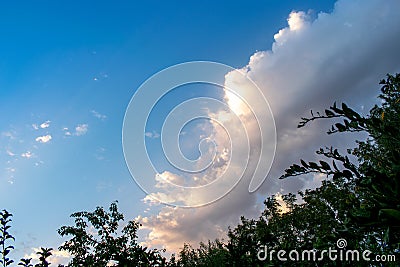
top-left (5, 0), bottom-right (397, 263)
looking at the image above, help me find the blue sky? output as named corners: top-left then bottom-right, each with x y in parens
top-left (2, 0), bottom-right (400, 264)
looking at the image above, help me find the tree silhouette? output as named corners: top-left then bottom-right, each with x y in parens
top-left (281, 73), bottom-right (400, 253)
top-left (18, 258), bottom-right (33, 267)
top-left (0, 210), bottom-right (14, 267)
top-left (34, 248), bottom-right (52, 267)
top-left (58, 201), bottom-right (167, 266)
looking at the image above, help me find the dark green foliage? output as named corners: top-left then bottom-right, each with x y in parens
top-left (34, 248), bottom-right (52, 267)
top-left (281, 74), bottom-right (400, 253)
top-left (0, 210), bottom-right (14, 267)
top-left (58, 201), bottom-right (167, 266)
top-left (18, 258), bottom-right (33, 267)
top-left (1, 204), bottom-right (167, 267)
top-left (167, 240), bottom-right (229, 267)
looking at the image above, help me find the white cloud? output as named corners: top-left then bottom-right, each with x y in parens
top-left (40, 120), bottom-right (51, 129)
top-left (34, 160), bottom-right (44, 167)
top-left (21, 151), bottom-right (34, 158)
top-left (140, 0), bottom-right (400, 253)
top-left (274, 193), bottom-right (291, 214)
top-left (75, 124), bottom-right (88, 136)
top-left (145, 131), bottom-right (160, 139)
top-left (62, 127), bottom-right (72, 136)
top-left (5, 167), bottom-right (16, 172)
top-left (6, 150), bottom-right (15, 156)
top-left (93, 73), bottom-right (109, 82)
top-left (91, 110), bottom-right (107, 120)
top-left (273, 11), bottom-right (310, 44)
top-left (62, 124), bottom-right (89, 136)
top-left (32, 124), bottom-right (39, 130)
top-left (35, 135), bottom-right (52, 143)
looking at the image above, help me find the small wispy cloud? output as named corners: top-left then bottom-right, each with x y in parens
top-left (92, 73), bottom-right (109, 82)
top-left (32, 124), bottom-right (39, 130)
top-left (6, 150), bottom-right (16, 156)
top-left (35, 135), bottom-right (52, 143)
top-left (95, 147), bottom-right (106, 161)
top-left (40, 120), bottom-right (51, 129)
top-left (2, 131), bottom-right (15, 140)
top-left (145, 131), bottom-right (160, 139)
top-left (21, 151), bottom-right (34, 158)
top-left (62, 127), bottom-right (72, 136)
top-left (35, 160), bottom-right (44, 167)
top-left (75, 124), bottom-right (88, 136)
top-left (91, 110), bottom-right (107, 120)
top-left (4, 166), bottom-right (15, 184)
top-left (63, 125), bottom-right (89, 136)
top-left (5, 167), bottom-right (16, 173)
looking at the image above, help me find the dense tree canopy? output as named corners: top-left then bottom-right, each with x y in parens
top-left (57, 201), bottom-right (167, 266)
top-left (281, 73), bottom-right (400, 250)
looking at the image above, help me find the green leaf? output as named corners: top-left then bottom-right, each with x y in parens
top-left (300, 160), bottom-right (308, 168)
top-left (319, 161), bottom-right (331, 171)
top-left (333, 172), bottom-right (342, 180)
top-left (342, 103), bottom-right (361, 119)
top-left (342, 170), bottom-right (353, 178)
top-left (335, 123), bottom-right (346, 132)
top-left (325, 109), bottom-right (335, 117)
top-left (308, 162), bottom-right (319, 169)
top-left (379, 209), bottom-right (400, 222)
